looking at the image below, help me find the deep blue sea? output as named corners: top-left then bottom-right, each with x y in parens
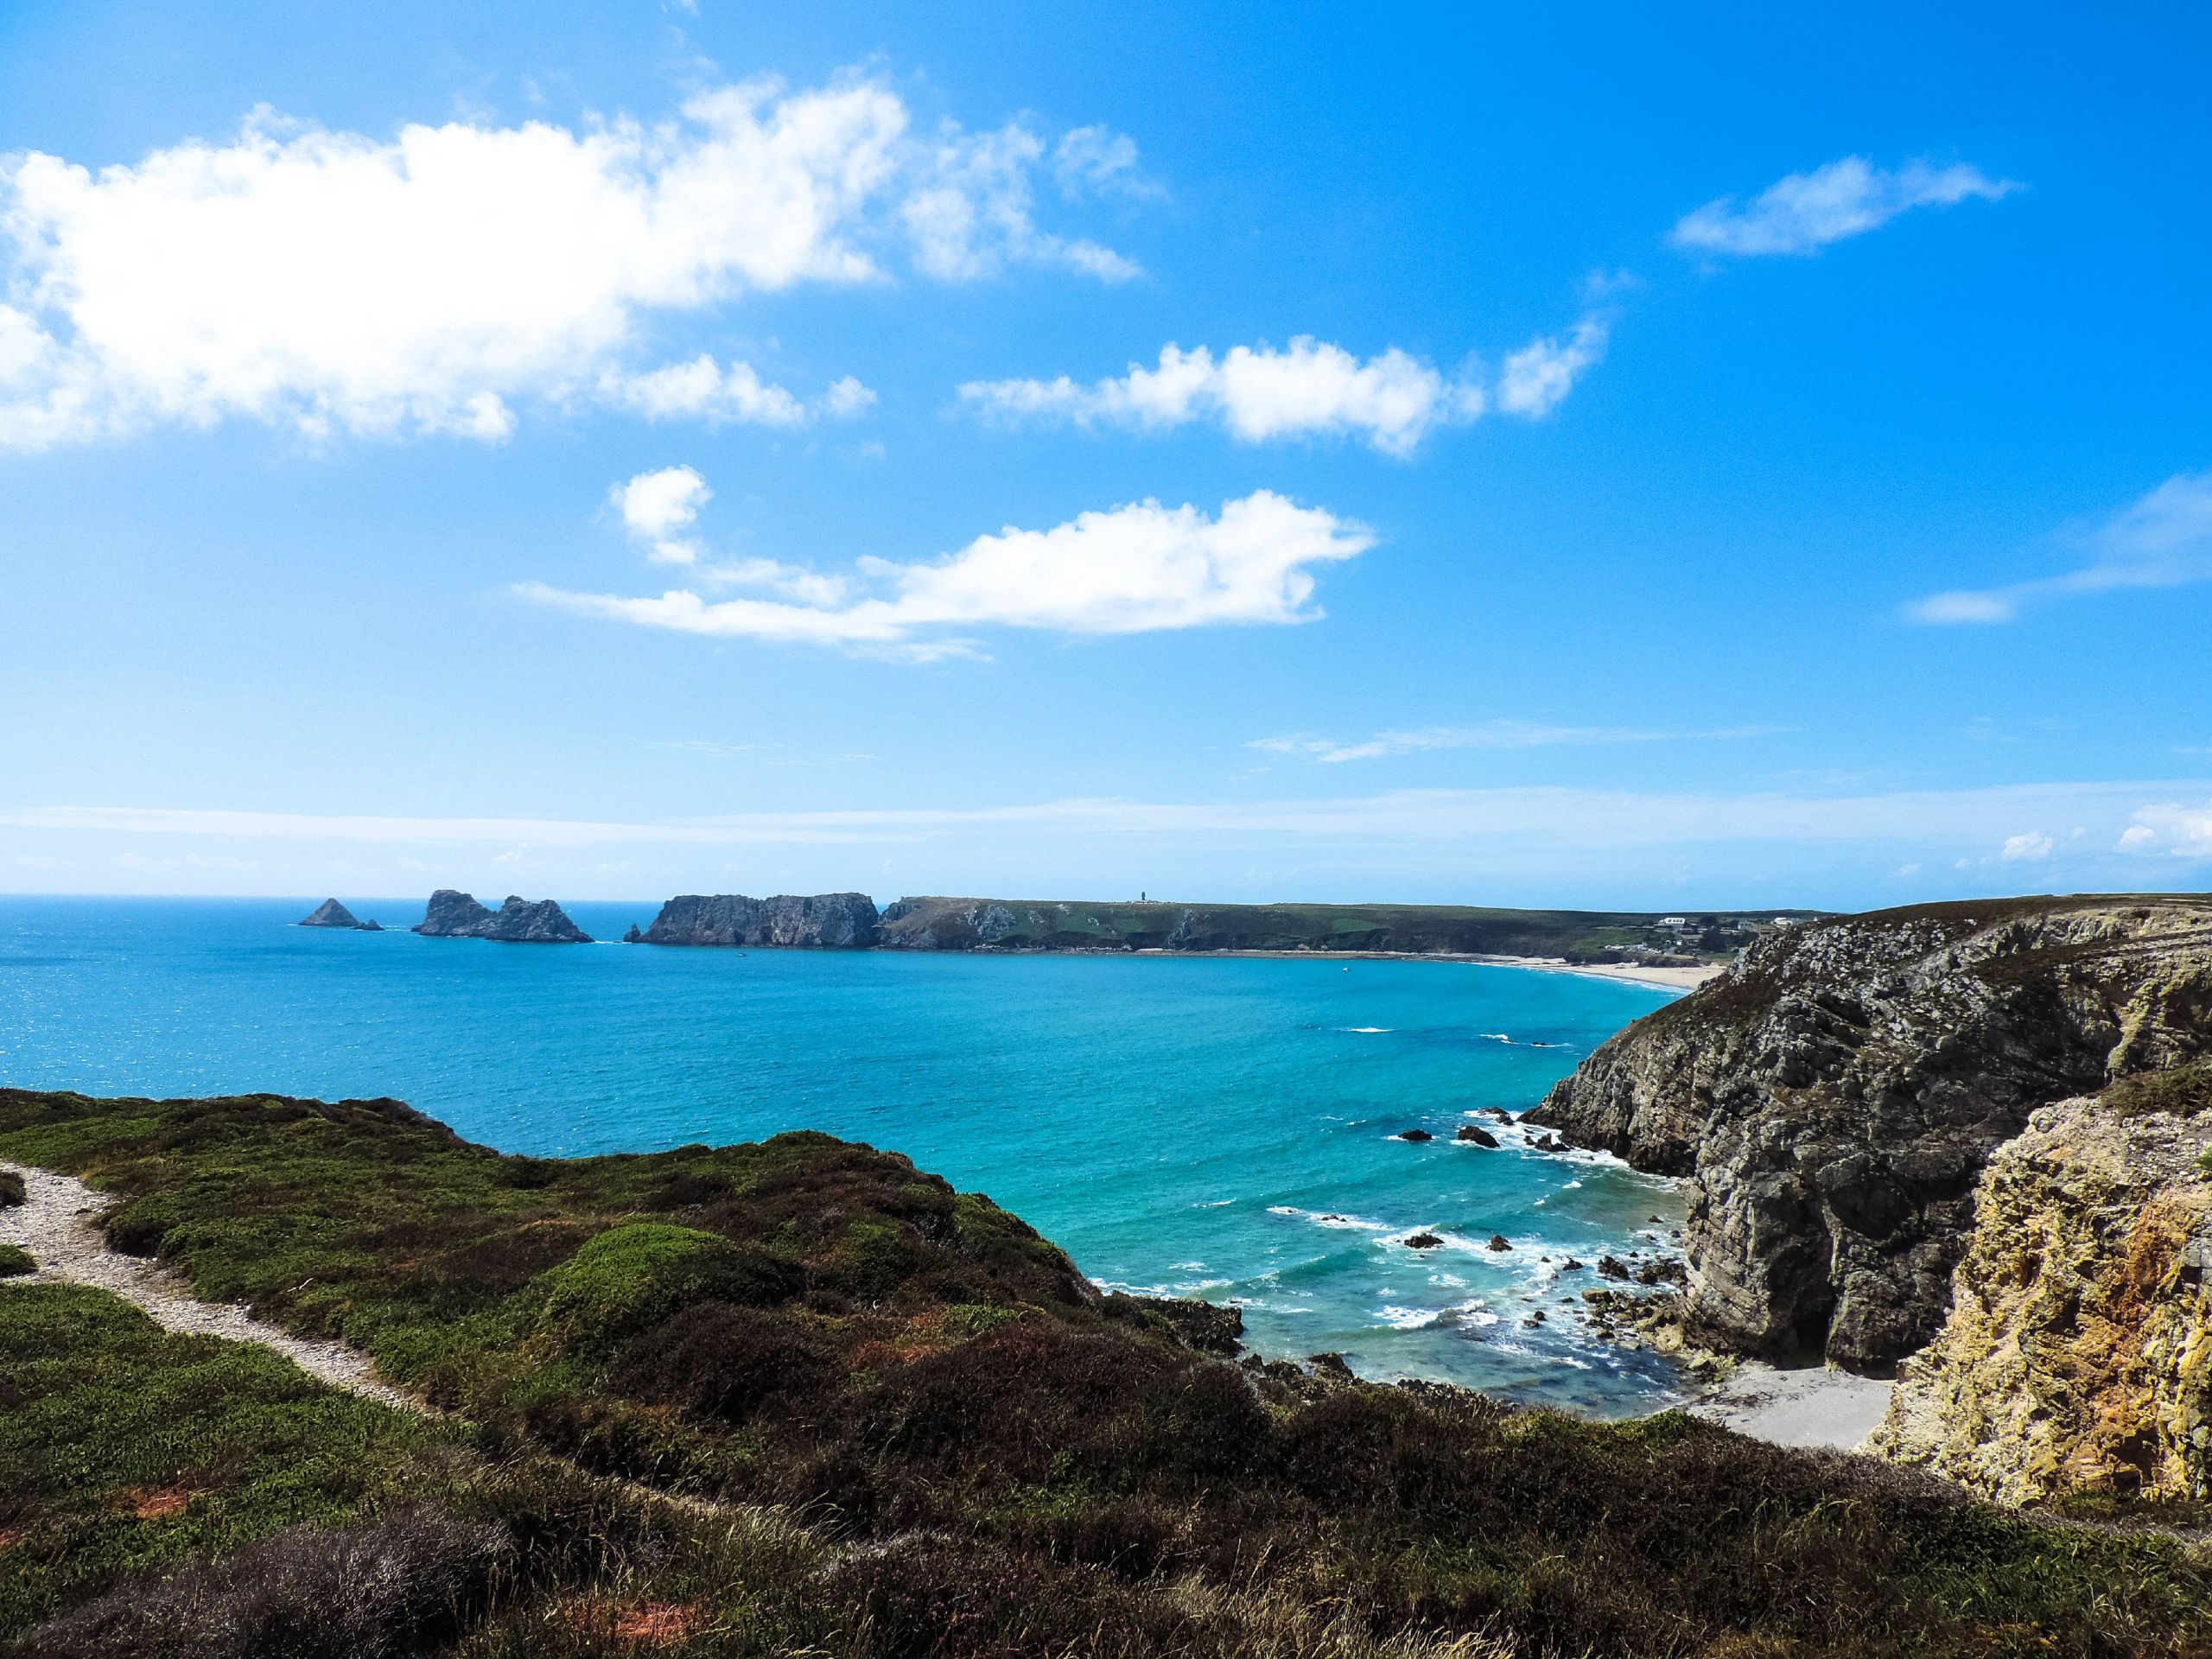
top-left (0, 896), bottom-right (1690, 1414)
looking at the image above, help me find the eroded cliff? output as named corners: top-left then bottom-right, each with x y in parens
top-left (1870, 1071), bottom-right (2212, 1504)
top-left (1525, 894), bottom-right (2212, 1369)
top-left (626, 892), bottom-right (879, 948)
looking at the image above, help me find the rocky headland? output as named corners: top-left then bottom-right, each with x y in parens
top-left (1526, 895), bottom-right (2212, 1372)
top-left (1871, 1069), bottom-right (2212, 1504)
top-left (874, 894), bottom-right (1796, 959)
top-left (296, 899), bottom-right (380, 931)
top-left (413, 889), bottom-right (592, 944)
top-left (624, 892), bottom-right (880, 947)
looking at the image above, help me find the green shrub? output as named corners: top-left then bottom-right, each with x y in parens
top-left (2104, 1060), bottom-right (2212, 1119)
top-left (0, 1170), bottom-right (24, 1208)
top-left (0, 1244), bottom-right (33, 1277)
top-left (25, 1506), bottom-right (512, 1659)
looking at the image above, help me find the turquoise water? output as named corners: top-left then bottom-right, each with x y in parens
top-left (0, 896), bottom-right (1688, 1414)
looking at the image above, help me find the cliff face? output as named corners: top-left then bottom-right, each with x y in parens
top-left (1870, 1075), bottom-right (2212, 1504)
top-left (414, 890), bottom-right (593, 944)
top-left (629, 893), bottom-right (879, 948)
top-left (1525, 895), bottom-right (2212, 1368)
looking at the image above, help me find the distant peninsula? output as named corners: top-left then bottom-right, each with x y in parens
top-left (413, 889), bottom-right (591, 944)
top-left (296, 899), bottom-right (381, 931)
top-left (624, 890), bottom-right (1808, 964)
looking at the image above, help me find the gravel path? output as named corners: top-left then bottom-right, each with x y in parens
top-left (0, 1159), bottom-right (416, 1410)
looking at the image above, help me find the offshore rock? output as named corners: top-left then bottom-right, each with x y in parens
top-left (299, 899), bottom-right (363, 929)
top-left (414, 890), bottom-right (592, 944)
top-left (1527, 895), bottom-right (2212, 1368)
top-left (632, 893), bottom-right (879, 948)
top-left (1871, 1074), bottom-right (2212, 1504)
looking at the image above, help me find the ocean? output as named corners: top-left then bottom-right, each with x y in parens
top-left (0, 895), bottom-right (1690, 1414)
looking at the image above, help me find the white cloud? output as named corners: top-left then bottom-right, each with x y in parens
top-left (10, 779), bottom-right (2209, 858)
top-left (1495, 317), bottom-right (1610, 417)
top-left (1250, 721), bottom-right (1781, 764)
top-left (1905, 470), bottom-right (2212, 625)
top-left (596, 355), bottom-right (874, 426)
top-left (611, 465), bottom-right (712, 564)
top-left (525, 487), bottom-right (1372, 655)
top-left (0, 77), bottom-right (1142, 448)
top-left (607, 463), bottom-right (850, 598)
top-left (957, 321), bottom-right (1608, 457)
top-left (2117, 801), bottom-right (2212, 857)
top-left (900, 121), bottom-right (1142, 283)
top-left (1999, 830), bottom-right (2054, 861)
top-left (1671, 156), bottom-right (2018, 257)
top-left (1052, 125), bottom-right (1160, 200)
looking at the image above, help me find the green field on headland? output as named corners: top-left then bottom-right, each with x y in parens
top-left (874, 897), bottom-right (1811, 961)
top-left (2, 1085), bottom-right (2205, 1657)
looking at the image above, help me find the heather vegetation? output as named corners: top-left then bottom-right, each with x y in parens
top-left (3, 1085), bottom-right (2209, 1657)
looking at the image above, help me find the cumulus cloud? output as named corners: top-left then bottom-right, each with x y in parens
top-left (611, 466), bottom-right (713, 564)
top-left (957, 321), bottom-right (1608, 457)
top-left (1671, 156), bottom-right (2018, 257)
top-left (524, 487), bottom-right (1371, 657)
top-left (1250, 720), bottom-right (1781, 764)
top-left (1905, 470), bottom-right (2212, 625)
top-left (2117, 801), bottom-right (2212, 858)
top-left (0, 77), bottom-right (1144, 448)
top-left (1999, 830), bottom-right (2054, 861)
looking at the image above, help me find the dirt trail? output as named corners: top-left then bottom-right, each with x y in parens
top-left (0, 1158), bottom-right (414, 1410)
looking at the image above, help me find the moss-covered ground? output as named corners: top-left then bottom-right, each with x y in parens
top-left (2, 1085), bottom-right (2207, 1657)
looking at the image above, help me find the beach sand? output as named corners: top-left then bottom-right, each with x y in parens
top-left (1468, 956), bottom-right (1723, 993)
top-left (1687, 1363), bottom-right (1896, 1451)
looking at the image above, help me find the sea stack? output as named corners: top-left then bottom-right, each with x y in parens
top-left (629, 893), bottom-right (879, 948)
top-left (298, 898), bottom-right (361, 928)
top-left (414, 890), bottom-right (593, 944)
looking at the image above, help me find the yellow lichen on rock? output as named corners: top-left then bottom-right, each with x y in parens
top-left (1869, 1088), bottom-right (2212, 1504)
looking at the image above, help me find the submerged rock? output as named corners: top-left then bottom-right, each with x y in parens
top-left (414, 890), bottom-right (592, 944)
top-left (630, 893), bottom-right (879, 948)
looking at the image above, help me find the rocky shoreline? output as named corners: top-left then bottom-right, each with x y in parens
top-left (1526, 892), bottom-right (2212, 1503)
top-left (1527, 894), bottom-right (2212, 1370)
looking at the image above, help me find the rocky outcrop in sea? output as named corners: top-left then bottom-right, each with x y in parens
top-left (625, 893), bottom-right (879, 948)
top-left (1526, 895), bottom-right (2212, 1370)
top-left (1871, 1075), bottom-right (2212, 1504)
top-left (413, 890), bottom-right (592, 944)
top-left (298, 899), bottom-right (380, 931)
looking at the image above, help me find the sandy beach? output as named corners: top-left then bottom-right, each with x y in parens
top-left (1687, 1363), bottom-right (1896, 1451)
top-left (1487, 957), bottom-right (1723, 992)
top-left (1122, 946), bottom-right (1726, 992)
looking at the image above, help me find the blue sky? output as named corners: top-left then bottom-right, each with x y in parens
top-left (2, 0), bottom-right (2208, 908)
